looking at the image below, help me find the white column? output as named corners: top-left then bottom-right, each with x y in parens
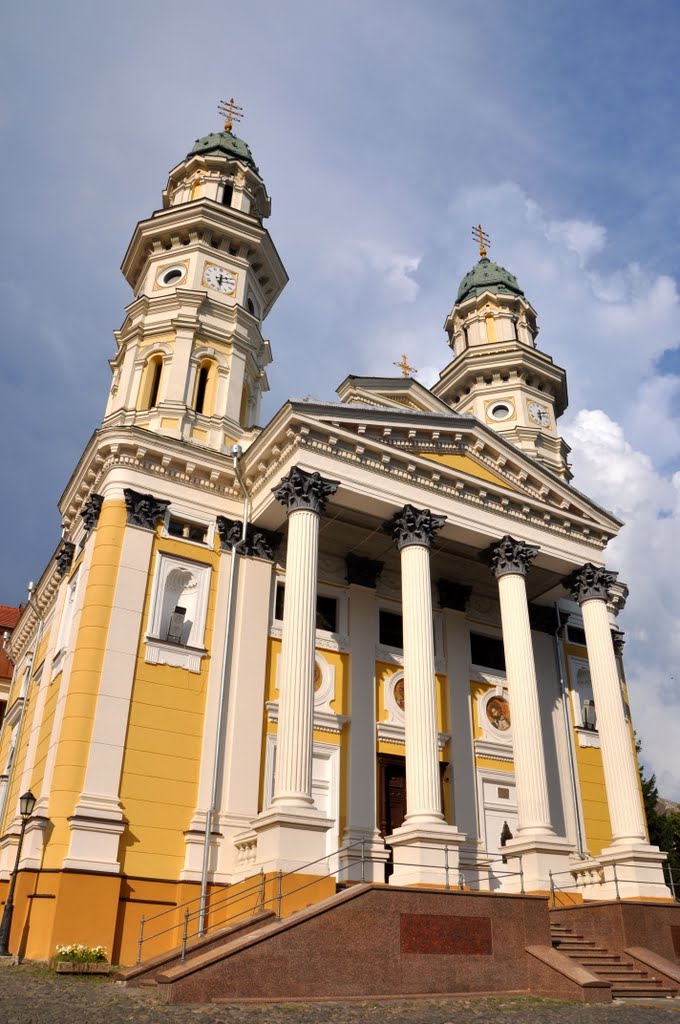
top-left (485, 536), bottom-right (571, 891)
top-left (251, 467), bottom-right (338, 872)
top-left (272, 507), bottom-right (319, 808)
top-left (565, 564), bottom-right (669, 898)
top-left (401, 543), bottom-right (444, 825)
top-left (383, 504), bottom-right (464, 886)
top-left (341, 560), bottom-right (389, 881)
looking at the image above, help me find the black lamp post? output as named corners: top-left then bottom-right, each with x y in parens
top-left (0, 790), bottom-right (36, 957)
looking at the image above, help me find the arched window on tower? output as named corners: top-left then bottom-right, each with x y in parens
top-left (246, 293), bottom-right (260, 318)
top-left (139, 354), bottom-right (164, 411)
top-left (222, 183), bottom-right (234, 207)
top-left (193, 359), bottom-right (217, 416)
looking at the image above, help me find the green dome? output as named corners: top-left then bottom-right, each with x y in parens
top-left (456, 257), bottom-right (524, 304)
top-left (189, 130), bottom-right (259, 172)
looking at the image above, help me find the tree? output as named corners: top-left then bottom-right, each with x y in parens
top-left (636, 736), bottom-right (680, 886)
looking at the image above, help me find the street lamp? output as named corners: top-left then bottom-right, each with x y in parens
top-left (0, 790), bottom-right (36, 957)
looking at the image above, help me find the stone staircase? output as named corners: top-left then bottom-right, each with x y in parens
top-left (550, 921), bottom-right (678, 1000)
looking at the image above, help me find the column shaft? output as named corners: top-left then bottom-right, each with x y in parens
top-left (401, 544), bottom-right (443, 824)
top-left (497, 572), bottom-right (554, 837)
top-left (272, 508), bottom-right (319, 807)
top-left (580, 598), bottom-right (646, 844)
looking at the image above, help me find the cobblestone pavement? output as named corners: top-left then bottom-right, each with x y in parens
top-left (1, 964), bottom-right (680, 1024)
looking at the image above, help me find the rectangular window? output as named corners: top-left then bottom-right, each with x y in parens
top-left (316, 595), bottom-right (338, 633)
top-left (567, 625), bottom-right (587, 647)
top-left (470, 632), bottom-right (506, 672)
top-left (167, 516), bottom-right (208, 544)
top-left (274, 583), bottom-right (338, 634)
top-left (379, 610), bottom-right (403, 649)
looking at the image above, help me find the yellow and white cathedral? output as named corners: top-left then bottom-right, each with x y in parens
top-left (0, 115), bottom-right (670, 965)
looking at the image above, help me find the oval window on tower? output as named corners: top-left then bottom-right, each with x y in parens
top-left (488, 401), bottom-right (514, 422)
top-left (157, 264), bottom-right (187, 288)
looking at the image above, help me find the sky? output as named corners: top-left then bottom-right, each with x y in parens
top-left (1, 1), bottom-right (679, 797)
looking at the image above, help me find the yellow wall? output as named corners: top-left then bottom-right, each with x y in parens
top-left (117, 534), bottom-right (221, 880)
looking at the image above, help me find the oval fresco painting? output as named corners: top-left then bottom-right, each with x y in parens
top-left (394, 678), bottom-right (405, 711)
top-left (486, 695), bottom-right (510, 731)
top-left (314, 661), bottom-right (323, 692)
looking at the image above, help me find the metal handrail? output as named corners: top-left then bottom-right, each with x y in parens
top-left (136, 838), bottom-right (526, 963)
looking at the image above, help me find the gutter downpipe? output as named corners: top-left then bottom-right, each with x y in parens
top-left (198, 446), bottom-right (250, 937)
top-left (0, 590), bottom-right (44, 832)
top-left (553, 602), bottom-right (586, 858)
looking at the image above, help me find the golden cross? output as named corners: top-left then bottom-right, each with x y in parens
top-left (218, 97), bottom-right (243, 132)
top-left (472, 223), bottom-right (491, 259)
top-left (394, 353), bottom-right (417, 377)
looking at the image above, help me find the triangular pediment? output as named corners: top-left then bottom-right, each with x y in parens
top-left (247, 399), bottom-right (622, 548)
top-left (336, 375), bottom-right (454, 415)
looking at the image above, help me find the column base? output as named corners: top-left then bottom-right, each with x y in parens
top-left (596, 842), bottom-right (671, 900)
top-left (501, 834), bottom-right (574, 893)
top-left (62, 794), bottom-right (126, 873)
top-left (250, 806), bottom-right (333, 874)
top-left (340, 829), bottom-right (389, 883)
top-left (386, 821), bottom-right (465, 888)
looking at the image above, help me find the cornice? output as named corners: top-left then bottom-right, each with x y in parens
top-left (241, 408), bottom-right (619, 548)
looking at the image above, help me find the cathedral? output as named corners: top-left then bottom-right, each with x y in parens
top-left (0, 108), bottom-right (672, 970)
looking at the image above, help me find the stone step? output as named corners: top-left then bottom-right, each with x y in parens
top-left (611, 983), bottom-right (677, 997)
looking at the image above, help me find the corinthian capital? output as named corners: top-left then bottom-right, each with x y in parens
top-left (563, 563), bottom-right (618, 604)
top-left (56, 542), bottom-right (76, 578)
top-left (383, 504), bottom-right (446, 550)
top-left (481, 535), bottom-right (539, 578)
top-left (124, 488), bottom-right (170, 531)
top-left (80, 493), bottom-right (104, 532)
top-left (272, 467), bottom-right (339, 516)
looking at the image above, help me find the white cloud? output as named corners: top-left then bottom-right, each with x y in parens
top-left (565, 410), bottom-right (680, 798)
top-left (325, 240), bottom-right (421, 303)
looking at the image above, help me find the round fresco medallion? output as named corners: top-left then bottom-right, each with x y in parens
top-left (486, 695), bottom-right (510, 731)
top-left (314, 661), bottom-right (323, 692)
top-left (393, 678), bottom-right (405, 711)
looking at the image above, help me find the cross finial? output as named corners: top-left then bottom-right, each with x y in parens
top-left (218, 97), bottom-right (243, 132)
top-left (472, 223), bottom-right (491, 259)
top-left (394, 353), bottom-right (417, 377)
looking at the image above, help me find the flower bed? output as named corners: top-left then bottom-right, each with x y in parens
top-left (53, 944), bottom-right (109, 974)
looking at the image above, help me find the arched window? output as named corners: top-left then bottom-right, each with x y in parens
top-left (246, 293), bottom-right (260, 318)
top-left (222, 183), bottom-right (234, 207)
top-left (193, 359), bottom-right (217, 416)
top-left (139, 354), bottom-right (164, 411)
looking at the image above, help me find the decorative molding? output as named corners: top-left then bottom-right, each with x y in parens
top-left (216, 516), bottom-right (282, 560)
top-left (266, 701), bottom-right (348, 736)
top-left (144, 637), bottom-right (207, 674)
top-left (272, 466), bottom-right (339, 516)
top-left (123, 487), bottom-right (170, 530)
top-left (345, 553), bottom-right (384, 588)
top-left (481, 535), bottom-right (538, 579)
top-left (376, 720), bottom-right (450, 751)
top-left (55, 542), bottom-right (76, 578)
top-left (437, 579), bottom-right (471, 612)
top-left (612, 630), bottom-right (625, 657)
top-left (563, 562), bottom-right (618, 604)
top-left (575, 727), bottom-right (600, 749)
top-left (383, 503), bottom-right (446, 550)
top-left (80, 493), bottom-right (104, 532)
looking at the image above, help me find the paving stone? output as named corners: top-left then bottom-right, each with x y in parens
top-left (1, 962), bottom-right (680, 1024)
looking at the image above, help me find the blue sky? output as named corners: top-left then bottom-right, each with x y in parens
top-left (1, 1), bottom-right (679, 795)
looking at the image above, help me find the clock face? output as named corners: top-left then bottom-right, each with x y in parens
top-left (203, 264), bottom-right (237, 295)
top-left (528, 401), bottom-right (550, 427)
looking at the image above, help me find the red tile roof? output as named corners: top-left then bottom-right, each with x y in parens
top-left (0, 606), bottom-right (22, 629)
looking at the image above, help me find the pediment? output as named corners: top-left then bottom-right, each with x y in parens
top-left (336, 375), bottom-right (454, 415)
top-left (253, 400), bottom-right (622, 546)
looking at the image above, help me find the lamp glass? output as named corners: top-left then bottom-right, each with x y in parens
top-left (19, 791), bottom-right (36, 818)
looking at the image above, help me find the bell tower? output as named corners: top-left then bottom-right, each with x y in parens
top-left (432, 228), bottom-right (571, 480)
top-left (103, 100), bottom-right (288, 452)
